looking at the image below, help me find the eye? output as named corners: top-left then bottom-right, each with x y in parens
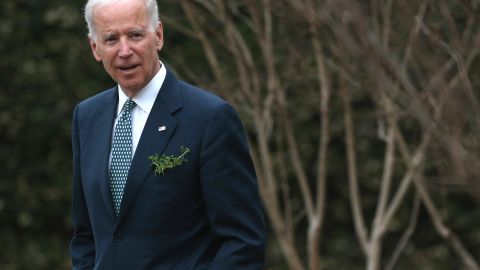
top-left (130, 31), bottom-right (144, 40)
top-left (103, 36), bottom-right (117, 45)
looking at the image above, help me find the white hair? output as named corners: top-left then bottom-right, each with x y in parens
top-left (84, 0), bottom-right (160, 40)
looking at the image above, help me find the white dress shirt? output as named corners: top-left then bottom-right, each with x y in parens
top-left (110, 62), bottom-right (167, 165)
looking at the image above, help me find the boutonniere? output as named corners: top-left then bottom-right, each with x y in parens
top-left (149, 146), bottom-right (191, 176)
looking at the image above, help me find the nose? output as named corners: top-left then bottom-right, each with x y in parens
top-left (118, 39), bottom-right (133, 57)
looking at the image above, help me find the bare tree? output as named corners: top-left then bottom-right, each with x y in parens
top-left (163, 0), bottom-right (480, 269)
top-left (332, 0), bottom-right (480, 269)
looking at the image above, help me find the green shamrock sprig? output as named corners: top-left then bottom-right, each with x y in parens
top-left (149, 146), bottom-right (190, 176)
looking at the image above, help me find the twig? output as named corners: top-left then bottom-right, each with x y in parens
top-left (341, 82), bottom-right (369, 255)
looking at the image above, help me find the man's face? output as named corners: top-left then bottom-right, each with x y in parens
top-left (89, 0), bottom-right (163, 96)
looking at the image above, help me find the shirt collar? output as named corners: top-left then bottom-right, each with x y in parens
top-left (117, 61), bottom-right (167, 116)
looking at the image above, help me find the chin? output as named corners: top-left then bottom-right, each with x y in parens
top-left (121, 82), bottom-right (143, 93)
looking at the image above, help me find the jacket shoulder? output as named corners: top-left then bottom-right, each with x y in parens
top-left (177, 81), bottom-right (228, 111)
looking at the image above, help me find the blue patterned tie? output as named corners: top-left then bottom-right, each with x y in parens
top-left (110, 98), bottom-right (136, 216)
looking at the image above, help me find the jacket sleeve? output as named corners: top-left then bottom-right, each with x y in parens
top-left (70, 105), bottom-right (96, 269)
top-left (200, 103), bottom-right (266, 270)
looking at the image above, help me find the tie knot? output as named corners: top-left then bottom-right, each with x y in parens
top-left (122, 98), bottom-right (136, 113)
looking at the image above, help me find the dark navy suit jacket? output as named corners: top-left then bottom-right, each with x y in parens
top-left (70, 68), bottom-right (265, 269)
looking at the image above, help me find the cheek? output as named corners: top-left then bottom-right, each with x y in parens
top-left (102, 52), bottom-right (117, 67)
top-left (101, 55), bottom-right (117, 75)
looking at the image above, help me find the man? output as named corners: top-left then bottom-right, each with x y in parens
top-left (70, 0), bottom-right (265, 269)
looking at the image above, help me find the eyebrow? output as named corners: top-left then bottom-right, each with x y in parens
top-left (100, 32), bottom-right (116, 39)
top-left (99, 27), bottom-right (147, 40)
top-left (129, 28), bottom-right (146, 34)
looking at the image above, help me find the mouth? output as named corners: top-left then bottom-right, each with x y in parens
top-left (117, 64), bottom-right (140, 72)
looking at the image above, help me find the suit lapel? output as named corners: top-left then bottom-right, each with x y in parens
top-left (93, 89), bottom-right (118, 220)
top-left (116, 69), bottom-right (182, 225)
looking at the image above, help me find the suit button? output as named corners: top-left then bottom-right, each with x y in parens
top-left (113, 233), bottom-right (122, 242)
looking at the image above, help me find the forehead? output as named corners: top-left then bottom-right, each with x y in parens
top-left (92, 0), bottom-right (149, 31)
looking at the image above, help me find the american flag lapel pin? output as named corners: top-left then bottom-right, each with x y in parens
top-left (158, 126), bottom-right (167, 132)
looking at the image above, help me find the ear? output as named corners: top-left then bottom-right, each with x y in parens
top-left (155, 22), bottom-right (164, 51)
top-left (89, 36), bottom-right (102, 62)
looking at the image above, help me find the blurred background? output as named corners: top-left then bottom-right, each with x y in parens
top-left (1, 0), bottom-right (480, 269)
